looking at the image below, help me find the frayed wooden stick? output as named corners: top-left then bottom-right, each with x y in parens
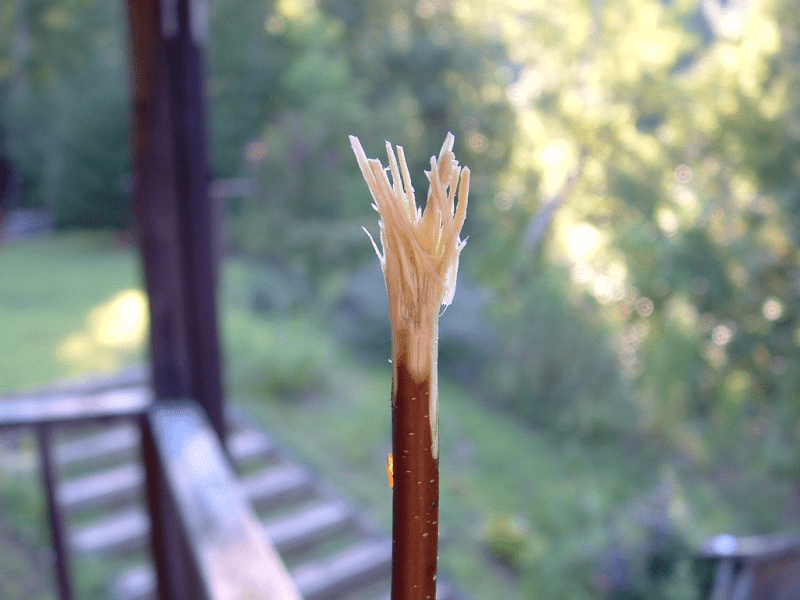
top-left (350, 134), bottom-right (469, 600)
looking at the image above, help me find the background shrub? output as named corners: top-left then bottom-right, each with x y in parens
top-left (484, 265), bottom-right (636, 439)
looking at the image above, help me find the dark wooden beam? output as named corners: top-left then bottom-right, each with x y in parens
top-left (38, 426), bottom-right (75, 600)
top-left (126, 0), bottom-right (225, 441)
top-left (165, 0), bottom-right (225, 442)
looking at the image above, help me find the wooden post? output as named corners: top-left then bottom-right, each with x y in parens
top-left (127, 0), bottom-right (225, 442)
top-left (38, 425), bottom-right (74, 600)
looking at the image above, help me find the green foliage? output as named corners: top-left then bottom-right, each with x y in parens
top-left (483, 513), bottom-right (542, 570)
top-left (0, 477), bottom-right (53, 600)
top-left (248, 262), bottom-right (313, 315)
top-left (54, 71), bottom-right (130, 229)
top-left (223, 308), bottom-right (333, 401)
top-left (226, 0), bottom-right (515, 280)
top-left (1, 0), bottom-right (129, 220)
top-left (207, 0), bottom-right (286, 177)
top-left (485, 265), bottom-right (635, 438)
top-left (327, 262), bottom-right (494, 383)
top-left (72, 553), bottom-right (143, 600)
top-left (450, 0), bottom-right (800, 482)
top-left (0, 471), bottom-right (47, 550)
top-left (225, 10), bottom-right (396, 278)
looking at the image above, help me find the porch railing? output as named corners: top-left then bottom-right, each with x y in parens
top-left (698, 531), bottom-right (800, 600)
top-left (0, 388), bottom-right (301, 600)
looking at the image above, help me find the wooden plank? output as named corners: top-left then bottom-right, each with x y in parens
top-left (68, 478), bottom-right (348, 559)
top-left (71, 507), bottom-right (149, 555)
top-left (56, 429), bottom-right (273, 514)
top-left (0, 422), bottom-right (140, 474)
top-left (59, 463), bottom-right (144, 514)
top-left (227, 428), bottom-right (276, 468)
top-left (147, 400), bottom-right (301, 600)
top-left (264, 500), bottom-right (354, 556)
top-left (292, 539), bottom-right (392, 600)
top-left (0, 388), bottom-right (151, 428)
top-left (55, 424), bottom-right (140, 469)
top-left (239, 464), bottom-right (314, 511)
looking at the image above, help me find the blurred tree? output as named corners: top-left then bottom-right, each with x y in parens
top-left (228, 0), bottom-right (517, 281)
top-left (226, 6), bottom-right (389, 278)
top-left (457, 0), bottom-right (800, 469)
top-left (207, 0), bottom-right (287, 177)
top-left (54, 66), bottom-right (129, 228)
top-left (0, 0), bottom-right (129, 224)
top-left (328, 0), bottom-right (516, 232)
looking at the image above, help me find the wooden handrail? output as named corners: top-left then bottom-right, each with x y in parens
top-left (0, 387), bottom-right (152, 600)
top-left (144, 400), bottom-right (303, 600)
top-left (700, 531), bottom-right (800, 560)
top-left (699, 532), bottom-right (800, 600)
top-left (0, 387), bottom-right (151, 428)
top-left (0, 390), bottom-right (303, 600)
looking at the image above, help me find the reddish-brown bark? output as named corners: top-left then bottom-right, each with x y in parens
top-left (391, 357), bottom-right (439, 600)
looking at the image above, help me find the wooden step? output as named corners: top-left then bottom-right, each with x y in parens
top-left (56, 429), bottom-right (273, 514)
top-left (113, 561), bottom-right (461, 600)
top-left (264, 500), bottom-right (354, 556)
top-left (59, 463), bottom-right (144, 514)
top-left (53, 417), bottom-right (263, 469)
top-left (0, 385), bottom-right (151, 428)
top-left (56, 423), bottom-right (140, 471)
top-left (0, 420), bottom-right (141, 475)
top-left (1, 414), bottom-right (265, 476)
top-left (71, 507), bottom-right (149, 555)
top-left (227, 428), bottom-right (276, 469)
top-left (112, 563), bottom-right (153, 600)
top-left (240, 463), bottom-right (314, 511)
top-left (70, 462), bottom-right (312, 557)
top-left (112, 500), bottom-right (356, 600)
top-left (292, 539), bottom-right (392, 600)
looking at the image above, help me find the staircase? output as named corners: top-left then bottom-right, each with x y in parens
top-left (4, 372), bottom-right (462, 600)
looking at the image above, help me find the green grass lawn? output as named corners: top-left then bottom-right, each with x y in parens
top-left (0, 233), bottom-right (783, 599)
top-left (0, 232), bottom-right (144, 393)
